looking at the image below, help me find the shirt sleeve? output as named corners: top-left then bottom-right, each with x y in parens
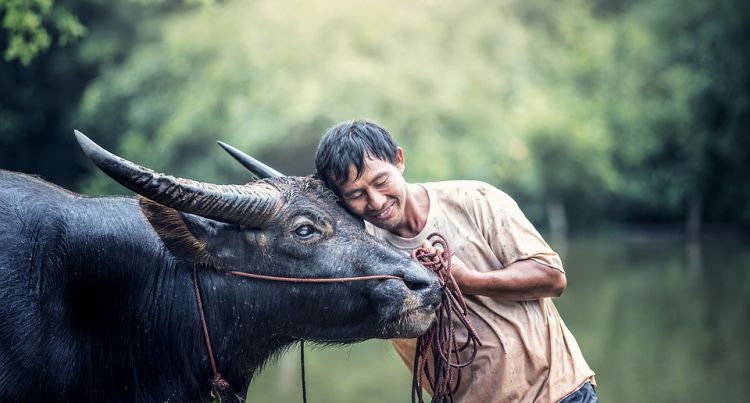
top-left (467, 183), bottom-right (564, 273)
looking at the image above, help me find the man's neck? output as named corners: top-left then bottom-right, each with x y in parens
top-left (391, 183), bottom-right (430, 238)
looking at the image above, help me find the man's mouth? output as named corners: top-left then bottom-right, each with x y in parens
top-left (370, 202), bottom-right (395, 221)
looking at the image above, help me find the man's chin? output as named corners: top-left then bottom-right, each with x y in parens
top-left (365, 216), bottom-right (397, 231)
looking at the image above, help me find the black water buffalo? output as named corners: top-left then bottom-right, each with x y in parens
top-left (0, 132), bottom-right (441, 402)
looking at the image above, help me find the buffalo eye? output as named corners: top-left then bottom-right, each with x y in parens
top-left (294, 224), bottom-right (318, 239)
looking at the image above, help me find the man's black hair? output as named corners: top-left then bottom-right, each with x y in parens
top-left (315, 120), bottom-right (399, 195)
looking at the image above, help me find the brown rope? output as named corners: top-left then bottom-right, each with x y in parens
top-left (192, 266), bottom-right (403, 402)
top-left (227, 271), bottom-right (401, 283)
top-left (410, 233), bottom-right (482, 403)
top-left (192, 266), bottom-right (233, 400)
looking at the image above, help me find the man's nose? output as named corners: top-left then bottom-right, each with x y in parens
top-left (367, 189), bottom-right (386, 210)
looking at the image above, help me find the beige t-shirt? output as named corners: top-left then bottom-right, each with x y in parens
top-left (365, 181), bottom-right (595, 403)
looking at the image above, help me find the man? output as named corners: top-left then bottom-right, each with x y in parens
top-left (314, 120), bottom-right (597, 402)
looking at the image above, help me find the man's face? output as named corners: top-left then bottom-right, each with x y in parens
top-left (335, 149), bottom-right (408, 232)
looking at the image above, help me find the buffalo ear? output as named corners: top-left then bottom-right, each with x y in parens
top-left (140, 197), bottom-right (249, 270)
top-left (139, 197), bottom-right (213, 264)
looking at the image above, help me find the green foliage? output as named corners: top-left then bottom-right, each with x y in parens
top-left (76, 0), bottom-right (620, 208)
top-left (3, 0), bottom-right (749, 231)
top-left (0, 0), bottom-right (85, 64)
top-left (0, 0), bottom-right (205, 188)
top-left (602, 0), bottom-right (750, 227)
top-left (3, 3), bottom-right (750, 401)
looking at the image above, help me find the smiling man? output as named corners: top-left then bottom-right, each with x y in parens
top-left (314, 120), bottom-right (597, 403)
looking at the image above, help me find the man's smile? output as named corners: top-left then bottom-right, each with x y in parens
top-left (369, 201), bottom-right (396, 221)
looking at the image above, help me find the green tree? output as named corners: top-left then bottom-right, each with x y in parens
top-left (603, 0), bottom-right (750, 233)
top-left (77, 0), bottom-right (624, 232)
top-left (0, 0), bottom-right (203, 188)
top-left (4, 0), bottom-right (748, 233)
top-left (0, 0), bottom-right (85, 65)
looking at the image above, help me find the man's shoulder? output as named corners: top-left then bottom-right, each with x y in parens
top-left (423, 180), bottom-right (516, 207)
top-left (423, 179), bottom-right (491, 190)
top-left (422, 180), bottom-right (493, 197)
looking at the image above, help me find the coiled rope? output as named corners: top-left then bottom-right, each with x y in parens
top-left (410, 233), bottom-right (482, 403)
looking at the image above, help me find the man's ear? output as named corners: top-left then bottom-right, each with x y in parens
top-left (395, 147), bottom-right (405, 173)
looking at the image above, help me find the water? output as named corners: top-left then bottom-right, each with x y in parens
top-left (246, 237), bottom-right (750, 402)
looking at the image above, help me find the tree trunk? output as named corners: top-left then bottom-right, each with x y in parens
top-left (546, 199), bottom-right (568, 244)
top-left (686, 194), bottom-right (702, 242)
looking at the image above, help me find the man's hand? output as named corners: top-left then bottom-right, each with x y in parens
top-left (447, 254), bottom-right (477, 293)
top-left (417, 240), bottom-right (476, 293)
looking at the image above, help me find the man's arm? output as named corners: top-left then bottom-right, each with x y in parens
top-left (419, 240), bottom-right (566, 301)
top-left (452, 184), bottom-right (566, 301)
top-left (450, 256), bottom-right (567, 301)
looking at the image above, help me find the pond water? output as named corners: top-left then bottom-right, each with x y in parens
top-left (246, 236), bottom-right (750, 402)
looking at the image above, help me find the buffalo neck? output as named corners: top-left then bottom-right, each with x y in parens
top-left (53, 196), bottom-right (292, 400)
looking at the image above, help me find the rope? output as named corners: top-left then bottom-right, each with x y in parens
top-left (193, 266), bottom-right (230, 398)
top-left (410, 233), bottom-right (482, 403)
top-left (300, 340), bottom-right (307, 403)
top-left (227, 271), bottom-right (401, 283)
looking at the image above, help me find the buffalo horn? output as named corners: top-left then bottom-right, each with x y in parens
top-left (74, 130), bottom-right (280, 227)
top-left (216, 141), bottom-right (285, 178)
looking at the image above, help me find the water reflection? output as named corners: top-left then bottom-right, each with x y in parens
top-left (558, 237), bottom-right (750, 402)
top-left (247, 237), bottom-right (750, 403)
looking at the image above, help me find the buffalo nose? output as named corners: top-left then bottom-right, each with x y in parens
top-left (404, 276), bottom-right (432, 293)
top-left (403, 267), bottom-right (442, 308)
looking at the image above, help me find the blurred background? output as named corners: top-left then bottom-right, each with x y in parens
top-left (1, 0), bottom-right (748, 401)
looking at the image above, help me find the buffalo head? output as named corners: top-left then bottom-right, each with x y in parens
top-left (74, 131), bottom-right (441, 342)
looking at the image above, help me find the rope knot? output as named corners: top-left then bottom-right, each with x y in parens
top-left (212, 374), bottom-right (231, 391)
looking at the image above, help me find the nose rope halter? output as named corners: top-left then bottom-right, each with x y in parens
top-left (192, 266), bottom-right (401, 402)
top-left (410, 233), bottom-right (483, 403)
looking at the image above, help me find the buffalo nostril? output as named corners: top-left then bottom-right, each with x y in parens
top-left (404, 278), bottom-right (431, 293)
top-left (404, 276), bottom-right (443, 310)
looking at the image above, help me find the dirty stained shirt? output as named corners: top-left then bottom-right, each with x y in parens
top-left (365, 181), bottom-right (595, 403)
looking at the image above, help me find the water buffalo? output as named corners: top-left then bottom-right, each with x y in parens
top-left (0, 132), bottom-right (441, 402)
